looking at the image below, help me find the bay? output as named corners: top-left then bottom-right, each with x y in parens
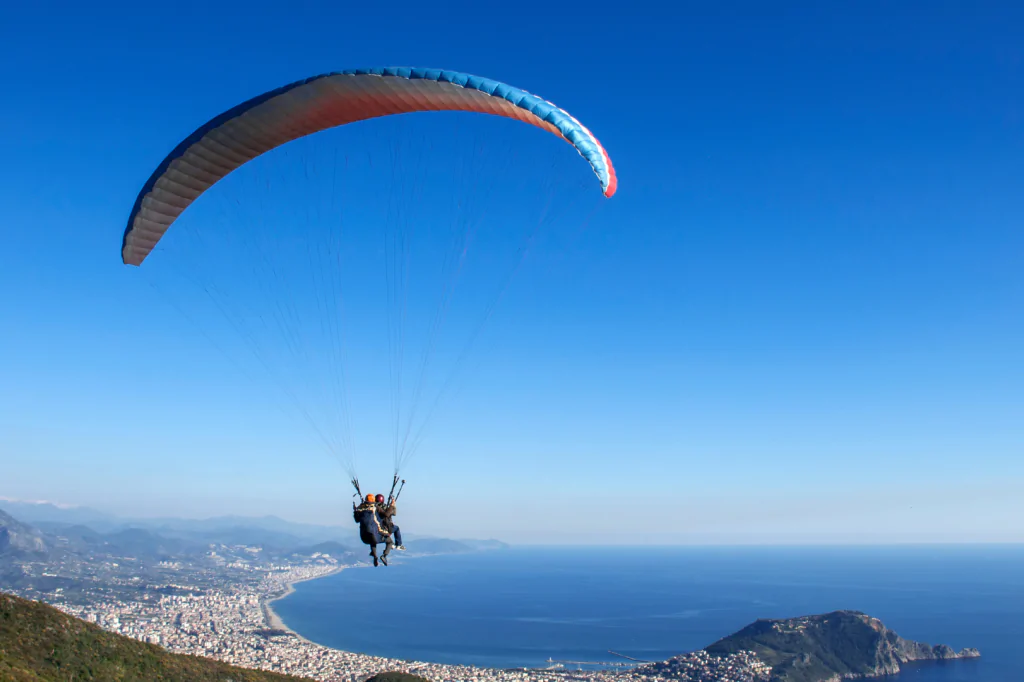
top-left (271, 546), bottom-right (1024, 679)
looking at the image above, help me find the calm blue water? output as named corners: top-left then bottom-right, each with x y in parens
top-left (272, 546), bottom-right (1024, 679)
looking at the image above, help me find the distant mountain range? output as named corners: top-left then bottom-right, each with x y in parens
top-left (2, 500), bottom-right (354, 545)
top-left (0, 508), bottom-right (219, 566)
top-left (0, 500), bottom-right (118, 528)
top-left (0, 502), bottom-right (508, 563)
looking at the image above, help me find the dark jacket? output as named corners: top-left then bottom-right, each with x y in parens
top-left (353, 501), bottom-right (388, 544)
top-left (377, 501), bottom-right (397, 532)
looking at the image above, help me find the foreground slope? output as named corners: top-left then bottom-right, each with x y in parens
top-left (0, 592), bottom-right (312, 682)
top-left (702, 610), bottom-right (979, 682)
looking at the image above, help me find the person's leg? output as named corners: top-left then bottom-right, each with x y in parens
top-left (369, 542), bottom-right (379, 567)
top-left (393, 525), bottom-right (404, 548)
top-left (380, 535), bottom-right (394, 565)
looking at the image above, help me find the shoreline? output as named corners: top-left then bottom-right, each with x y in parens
top-left (261, 565), bottom-right (346, 644)
top-left (252, 557), bottom-right (986, 680)
top-left (260, 553), bottom-right (439, 645)
top-left (25, 545), bottom-right (995, 682)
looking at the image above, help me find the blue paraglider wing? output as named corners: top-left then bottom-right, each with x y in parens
top-left (122, 67), bottom-right (617, 266)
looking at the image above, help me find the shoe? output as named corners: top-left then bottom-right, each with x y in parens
top-left (396, 545), bottom-right (406, 551)
top-left (372, 555), bottom-right (379, 567)
top-left (380, 554), bottom-right (389, 566)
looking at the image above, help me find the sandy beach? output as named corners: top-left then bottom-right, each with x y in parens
top-left (262, 565), bottom-right (346, 641)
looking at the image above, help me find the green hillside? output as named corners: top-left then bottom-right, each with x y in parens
top-left (0, 592), bottom-right (313, 682)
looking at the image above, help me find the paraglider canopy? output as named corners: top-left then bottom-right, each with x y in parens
top-left (122, 67), bottom-right (617, 267)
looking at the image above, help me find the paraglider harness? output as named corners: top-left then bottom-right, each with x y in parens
top-left (351, 475), bottom-right (406, 515)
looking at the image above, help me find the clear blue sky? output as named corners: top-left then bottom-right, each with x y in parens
top-left (1, 1), bottom-right (1022, 544)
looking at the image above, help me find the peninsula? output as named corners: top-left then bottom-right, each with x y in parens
top-left (700, 610), bottom-right (980, 681)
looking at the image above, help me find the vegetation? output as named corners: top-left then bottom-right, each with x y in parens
top-left (705, 610), bottom-right (977, 682)
top-left (0, 592), bottom-right (312, 682)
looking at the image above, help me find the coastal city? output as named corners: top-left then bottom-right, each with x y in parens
top-left (12, 557), bottom-right (771, 682)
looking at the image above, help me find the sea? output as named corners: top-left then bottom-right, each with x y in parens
top-left (271, 546), bottom-right (1024, 680)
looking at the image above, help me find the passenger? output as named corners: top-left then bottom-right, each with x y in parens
top-left (375, 493), bottom-right (405, 551)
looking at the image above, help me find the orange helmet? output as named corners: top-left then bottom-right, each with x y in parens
top-left (366, 494), bottom-right (375, 503)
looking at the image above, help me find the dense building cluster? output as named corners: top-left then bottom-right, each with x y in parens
top-left (636, 650), bottom-right (770, 681)
top-left (22, 560), bottom-right (770, 682)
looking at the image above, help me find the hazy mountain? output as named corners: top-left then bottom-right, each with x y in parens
top-left (100, 528), bottom-right (204, 559)
top-left (47, 524), bottom-right (105, 552)
top-left (134, 515), bottom-right (347, 545)
top-left (0, 502), bottom-right (348, 544)
top-left (458, 539), bottom-right (509, 551)
top-left (145, 524), bottom-right (316, 552)
top-left (0, 509), bottom-right (48, 556)
top-left (0, 506), bottom-right (505, 571)
top-left (290, 541), bottom-right (357, 560)
top-left (0, 503), bottom-right (505, 558)
top-left (0, 509), bottom-right (202, 563)
top-left (0, 500), bottom-right (117, 529)
top-left (405, 537), bottom-right (473, 554)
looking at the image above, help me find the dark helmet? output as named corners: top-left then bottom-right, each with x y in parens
top-left (375, 494), bottom-right (385, 504)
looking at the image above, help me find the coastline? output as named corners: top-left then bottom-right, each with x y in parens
top-left (248, 552), bottom-right (991, 681)
top-left (33, 551), bottom-right (991, 682)
top-left (261, 553), bottom-right (443, 642)
top-left (262, 565), bottom-right (345, 644)
top-left (25, 545), bottom-right (1001, 682)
